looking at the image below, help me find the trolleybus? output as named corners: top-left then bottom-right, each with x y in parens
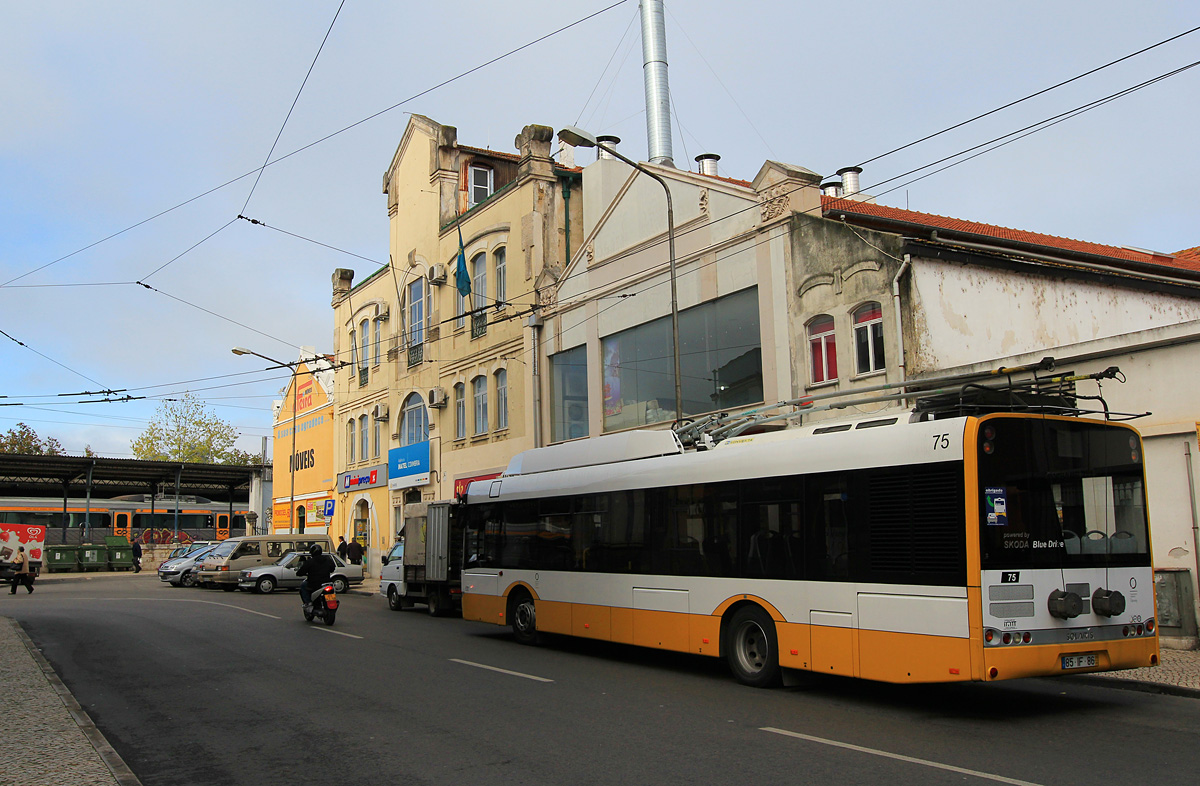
top-left (459, 407), bottom-right (1158, 686)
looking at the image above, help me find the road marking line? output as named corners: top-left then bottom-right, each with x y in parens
top-left (450, 658), bottom-right (554, 683)
top-left (761, 727), bottom-right (1045, 786)
top-left (310, 626), bottom-right (363, 639)
top-left (58, 597), bottom-right (282, 620)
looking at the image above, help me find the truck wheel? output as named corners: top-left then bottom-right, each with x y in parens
top-left (725, 605), bottom-right (782, 688)
top-left (428, 590), bottom-right (445, 617)
top-left (387, 586), bottom-right (403, 611)
top-left (509, 591), bottom-right (539, 645)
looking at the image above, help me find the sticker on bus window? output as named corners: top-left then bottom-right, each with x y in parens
top-left (984, 487), bottom-right (1008, 526)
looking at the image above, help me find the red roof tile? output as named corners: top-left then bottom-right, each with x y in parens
top-left (822, 196), bottom-right (1200, 276)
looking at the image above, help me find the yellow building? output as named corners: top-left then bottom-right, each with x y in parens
top-left (270, 351), bottom-right (337, 536)
top-left (330, 115), bottom-right (581, 575)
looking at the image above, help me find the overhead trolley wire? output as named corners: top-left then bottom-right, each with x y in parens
top-left (241, 0), bottom-right (346, 214)
top-left (1, 0), bottom-right (631, 289)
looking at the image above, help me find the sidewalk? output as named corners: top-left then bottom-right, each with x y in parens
top-left (0, 617), bottom-right (138, 786)
top-left (34, 569), bottom-right (383, 597)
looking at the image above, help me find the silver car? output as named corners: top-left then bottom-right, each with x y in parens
top-left (238, 551), bottom-right (362, 594)
top-left (157, 543), bottom-right (219, 587)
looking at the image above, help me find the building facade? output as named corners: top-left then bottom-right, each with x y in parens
top-left (270, 351), bottom-right (337, 537)
top-left (330, 115), bottom-right (581, 575)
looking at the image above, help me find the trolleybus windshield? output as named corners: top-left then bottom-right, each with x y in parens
top-left (977, 418), bottom-right (1149, 569)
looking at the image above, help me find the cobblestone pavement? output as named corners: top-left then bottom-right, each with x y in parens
top-left (1089, 647), bottom-right (1200, 695)
top-left (0, 618), bottom-right (136, 786)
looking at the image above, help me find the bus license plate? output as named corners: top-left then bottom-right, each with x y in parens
top-left (1062, 654), bottom-right (1097, 670)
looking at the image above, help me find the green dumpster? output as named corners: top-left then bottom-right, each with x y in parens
top-left (105, 536), bottom-right (133, 571)
top-left (78, 545), bottom-right (107, 572)
top-left (45, 545), bottom-right (78, 573)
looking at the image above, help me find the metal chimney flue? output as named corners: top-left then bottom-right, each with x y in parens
top-left (837, 166), bottom-right (863, 196)
top-left (596, 135), bottom-right (621, 161)
top-left (640, 0), bottom-right (675, 167)
top-left (821, 180), bottom-right (844, 198)
top-left (695, 153), bottom-right (720, 176)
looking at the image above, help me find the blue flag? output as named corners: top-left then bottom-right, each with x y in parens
top-left (455, 221), bottom-right (471, 299)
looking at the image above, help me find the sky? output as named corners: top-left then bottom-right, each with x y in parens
top-left (2, 1), bottom-right (1197, 459)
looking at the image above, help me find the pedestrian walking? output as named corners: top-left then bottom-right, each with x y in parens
top-left (9, 546), bottom-right (34, 594)
top-left (336, 536), bottom-right (349, 561)
top-left (346, 538), bottom-right (363, 565)
top-left (132, 537), bottom-right (143, 573)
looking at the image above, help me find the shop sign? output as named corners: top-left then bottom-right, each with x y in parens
top-left (388, 441), bottom-right (431, 490)
top-left (339, 463), bottom-right (388, 492)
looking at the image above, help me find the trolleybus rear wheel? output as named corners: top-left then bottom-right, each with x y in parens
top-left (726, 606), bottom-right (781, 688)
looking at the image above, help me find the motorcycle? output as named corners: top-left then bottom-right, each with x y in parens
top-left (303, 581), bottom-right (338, 626)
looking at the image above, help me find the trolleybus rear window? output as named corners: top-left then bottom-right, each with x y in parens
top-left (977, 419), bottom-right (1149, 568)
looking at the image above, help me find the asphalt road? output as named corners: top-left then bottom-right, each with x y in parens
top-left (7, 576), bottom-right (1200, 786)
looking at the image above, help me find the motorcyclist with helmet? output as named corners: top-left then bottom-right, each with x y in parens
top-left (296, 544), bottom-right (335, 613)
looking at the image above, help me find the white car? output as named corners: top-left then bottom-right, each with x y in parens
top-left (238, 551), bottom-right (363, 594)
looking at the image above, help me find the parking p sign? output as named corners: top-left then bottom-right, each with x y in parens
top-left (322, 499), bottom-right (335, 518)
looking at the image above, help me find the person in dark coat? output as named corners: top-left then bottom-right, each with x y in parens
top-left (336, 536), bottom-right (349, 561)
top-left (346, 539), bottom-right (363, 565)
top-left (131, 537), bottom-right (143, 573)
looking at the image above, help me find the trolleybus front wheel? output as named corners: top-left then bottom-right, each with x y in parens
top-left (726, 605), bottom-right (781, 688)
top-left (509, 591), bottom-right (540, 645)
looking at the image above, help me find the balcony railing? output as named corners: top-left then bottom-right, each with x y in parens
top-left (358, 366), bottom-right (369, 387)
top-left (471, 311), bottom-right (487, 339)
top-left (407, 343), bottom-right (423, 367)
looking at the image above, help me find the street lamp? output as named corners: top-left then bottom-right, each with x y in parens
top-left (557, 125), bottom-right (683, 423)
top-left (233, 346), bottom-right (299, 535)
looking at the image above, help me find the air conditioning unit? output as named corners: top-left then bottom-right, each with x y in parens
top-left (372, 402), bottom-right (389, 421)
top-left (427, 263), bottom-right (446, 285)
top-left (428, 387), bottom-right (447, 408)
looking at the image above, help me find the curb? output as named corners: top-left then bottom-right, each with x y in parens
top-left (9, 619), bottom-right (143, 786)
top-left (1062, 673), bottom-right (1200, 700)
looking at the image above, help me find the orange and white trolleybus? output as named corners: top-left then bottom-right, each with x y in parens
top-left (460, 405), bottom-right (1158, 686)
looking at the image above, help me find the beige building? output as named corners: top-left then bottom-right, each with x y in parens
top-left (330, 115), bottom-right (581, 575)
top-left (269, 350), bottom-right (337, 536)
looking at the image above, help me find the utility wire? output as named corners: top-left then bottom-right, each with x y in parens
top-left (0, 329), bottom-right (107, 388)
top-left (1, 0), bottom-right (630, 289)
top-left (241, 0), bottom-right (346, 214)
top-left (855, 24), bottom-right (1200, 168)
top-left (140, 218), bottom-right (238, 281)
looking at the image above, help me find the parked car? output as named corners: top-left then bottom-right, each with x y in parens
top-left (158, 543), bottom-right (219, 587)
top-left (239, 551), bottom-right (363, 594)
top-left (164, 541), bottom-right (214, 561)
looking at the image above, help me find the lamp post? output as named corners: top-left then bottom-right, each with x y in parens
top-left (557, 125), bottom-right (683, 423)
top-left (233, 347), bottom-right (298, 535)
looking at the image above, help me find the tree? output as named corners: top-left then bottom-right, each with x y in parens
top-left (131, 393), bottom-right (250, 464)
top-left (0, 423), bottom-right (64, 455)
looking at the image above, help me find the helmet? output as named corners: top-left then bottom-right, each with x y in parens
top-left (309, 544), bottom-right (323, 556)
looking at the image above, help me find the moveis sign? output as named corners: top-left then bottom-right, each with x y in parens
top-left (1, 525), bottom-right (46, 561)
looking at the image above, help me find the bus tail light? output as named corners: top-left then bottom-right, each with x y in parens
top-left (1002, 632), bottom-right (1012, 644)
top-left (989, 667), bottom-right (998, 679)
top-left (1146, 619), bottom-right (1155, 633)
top-left (985, 630), bottom-right (994, 643)
top-left (1022, 632), bottom-right (1031, 644)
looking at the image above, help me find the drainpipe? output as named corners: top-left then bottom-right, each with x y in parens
top-left (1186, 441), bottom-right (1200, 625)
top-left (529, 311), bottom-right (544, 448)
top-left (892, 253), bottom-right (912, 400)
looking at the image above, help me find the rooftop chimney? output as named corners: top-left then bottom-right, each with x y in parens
top-left (821, 180), bottom-right (844, 198)
top-left (640, 0), bottom-right (675, 167)
top-left (695, 153), bottom-right (720, 177)
top-left (596, 135), bottom-right (621, 161)
top-left (836, 166), bottom-right (863, 196)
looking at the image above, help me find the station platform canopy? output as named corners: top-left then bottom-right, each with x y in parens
top-left (0, 454), bottom-right (264, 503)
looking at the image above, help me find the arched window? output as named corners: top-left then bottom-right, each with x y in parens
top-left (471, 252), bottom-right (487, 310)
top-left (359, 414), bottom-right (368, 462)
top-left (359, 319), bottom-right (370, 368)
top-left (468, 164), bottom-right (493, 206)
top-left (808, 315), bottom-right (837, 384)
top-left (346, 419), bottom-right (355, 463)
top-left (853, 302), bottom-right (885, 374)
top-left (400, 393), bottom-right (429, 446)
top-left (494, 247), bottom-right (506, 306)
top-left (454, 383), bottom-right (466, 440)
top-left (472, 375), bottom-right (488, 435)
top-left (495, 368), bottom-right (508, 430)
top-left (407, 278), bottom-right (425, 346)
